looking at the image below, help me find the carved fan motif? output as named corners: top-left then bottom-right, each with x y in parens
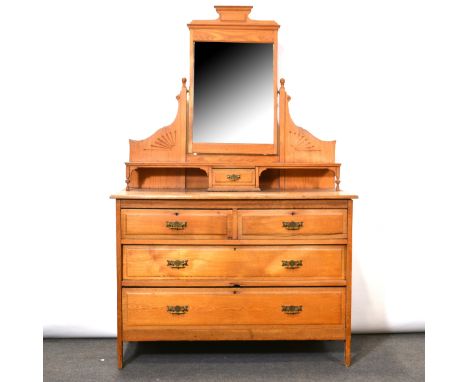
top-left (148, 129), bottom-right (177, 150)
top-left (288, 129), bottom-right (320, 151)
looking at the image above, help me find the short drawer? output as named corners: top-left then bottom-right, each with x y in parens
top-left (211, 168), bottom-right (257, 190)
top-left (123, 245), bottom-right (346, 281)
top-left (122, 287), bottom-right (345, 327)
top-left (121, 209), bottom-right (233, 239)
top-left (238, 209), bottom-right (347, 239)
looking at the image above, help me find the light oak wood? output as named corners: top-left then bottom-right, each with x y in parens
top-left (345, 199), bottom-right (353, 367)
top-left (128, 79), bottom-right (187, 164)
top-left (113, 5), bottom-right (357, 369)
top-left (123, 325), bottom-right (345, 342)
top-left (111, 190), bottom-right (357, 200)
top-left (121, 239), bottom-right (349, 246)
top-left (191, 143), bottom-right (276, 155)
top-left (121, 279), bottom-right (347, 287)
top-left (121, 209), bottom-right (233, 240)
top-left (238, 209), bottom-right (348, 239)
top-left (123, 245), bottom-right (346, 280)
top-left (279, 78), bottom-right (336, 164)
top-left (123, 163), bottom-right (343, 192)
top-left (211, 168), bottom-right (256, 187)
top-left (122, 287), bottom-right (345, 327)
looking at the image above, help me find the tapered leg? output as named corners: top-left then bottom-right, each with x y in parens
top-left (117, 339), bottom-right (123, 369)
top-left (345, 338), bottom-right (351, 367)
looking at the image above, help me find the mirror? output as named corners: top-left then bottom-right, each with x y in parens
top-left (192, 42), bottom-right (274, 145)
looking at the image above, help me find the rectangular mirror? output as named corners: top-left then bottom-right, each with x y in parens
top-left (191, 42), bottom-right (275, 152)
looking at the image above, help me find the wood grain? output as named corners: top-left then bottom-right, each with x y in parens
top-left (112, 190), bottom-right (357, 200)
top-left (121, 279), bottom-right (347, 287)
top-left (123, 245), bottom-right (346, 280)
top-left (121, 209), bottom-right (233, 240)
top-left (119, 198), bottom-right (350, 209)
top-left (345, 199), bottom-right (353, 366)
top-left (211, 168), bottom-right (256, 187)
top-left (123, 325), bottom-right (345, 342)
top-left (122, 287), bottom-right (345, 327)
top-left (238, 209), bottom-right (348, 239)
top-left (128, 78), bottom-right (187, 164)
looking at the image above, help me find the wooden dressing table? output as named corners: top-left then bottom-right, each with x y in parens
top-left (111, 6), bottom-right (357, 368)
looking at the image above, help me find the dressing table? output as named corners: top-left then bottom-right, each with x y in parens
top-left (111, 5), bottom-right (357, 368)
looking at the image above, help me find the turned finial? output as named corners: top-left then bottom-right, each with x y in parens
top-left (182, 77), bottom-right (187, 87)
top-left (280, 78), bottom-right (285, 87)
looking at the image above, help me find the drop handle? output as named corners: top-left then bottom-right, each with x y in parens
top-left (282, 260), bottom-right (303, 269)
top-left (166, 221), bottom-right (187, 230)
top-left (226, 174), bottom-right (241, 181)
top-left (282, 305), bottom-right (303, 315)
top-left (167, 259), bottom-right (188, 269)
top-left (282, 221), bottom-right (303, 230)
top-left (167, 305), bottom-right (189, 315)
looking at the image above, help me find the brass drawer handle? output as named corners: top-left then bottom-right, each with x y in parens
top-left (166, 221), bottom-right (187, 230)
top-left (167, 305), bottom-right (189, 315)
top-left (282, 221), bottom-right (303, 230)
top-left (226, 174), bottom-right (241, 181)
top-left (167, 259), bottom-right (188, 269)
top-left (282, 305), bottom-right (303, 315)
top-left (282, 260), bottom-right (303, 269)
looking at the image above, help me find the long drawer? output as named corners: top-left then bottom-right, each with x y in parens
top-left (123, 245), bottom-right (346, 280)
top-left (238, 209), bottom-right (348, 239)
top-left (122, 287), bottom-right (345, 327)
top-left (121, 209), bottom-right (233, 239)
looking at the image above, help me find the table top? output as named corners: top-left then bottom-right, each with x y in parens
top-left (110, 189), bottom-right (358, 200)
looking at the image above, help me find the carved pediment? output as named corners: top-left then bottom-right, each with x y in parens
top-left (279, 79), bottom-right (335, 163)
top-left (129, 79), bottom-right (187, 162)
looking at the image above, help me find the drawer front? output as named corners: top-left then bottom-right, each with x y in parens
top-left (238, 209), bottom-right (347, 239)
top-left (212, 168), bottom-right (256, 187)
top-left (121, 209), bottom-right (232, 239)
top-left (123, 245), bottom-right (346, 280)
top-left (123, 287), bottom-right (345, 327)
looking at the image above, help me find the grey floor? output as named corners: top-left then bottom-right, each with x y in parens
top-left (44, 334), bottom-right (424, 382)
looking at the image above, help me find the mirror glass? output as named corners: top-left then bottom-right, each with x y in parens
top-left (192, 42), bottom-right (274, 144)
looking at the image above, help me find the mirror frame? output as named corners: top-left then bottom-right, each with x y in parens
top-left (187, 6), bottom-right (280, 155)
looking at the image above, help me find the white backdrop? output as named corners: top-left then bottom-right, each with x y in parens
top-left (4, 0), bottom-right (467, 339)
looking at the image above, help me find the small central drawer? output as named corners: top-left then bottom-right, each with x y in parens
top-left (123, 245), bottom-right (346, 281)
top-left (210, 168), bottom-right (257, 190)
top-left (121, 209), bottom-right (233, 239)
top-left (238, 209), bottom-right (348, 239)
top-left (123, 287), bottom-right (345, 327)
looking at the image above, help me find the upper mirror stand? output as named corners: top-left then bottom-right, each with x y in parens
top-left (125, 6), bottom-right (340, 192)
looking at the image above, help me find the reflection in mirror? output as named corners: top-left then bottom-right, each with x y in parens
top-left (193, 42), bottom-right (274, 144)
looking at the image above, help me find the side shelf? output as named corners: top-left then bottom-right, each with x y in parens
top-left (125, 162), bottom-right (341, 191)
